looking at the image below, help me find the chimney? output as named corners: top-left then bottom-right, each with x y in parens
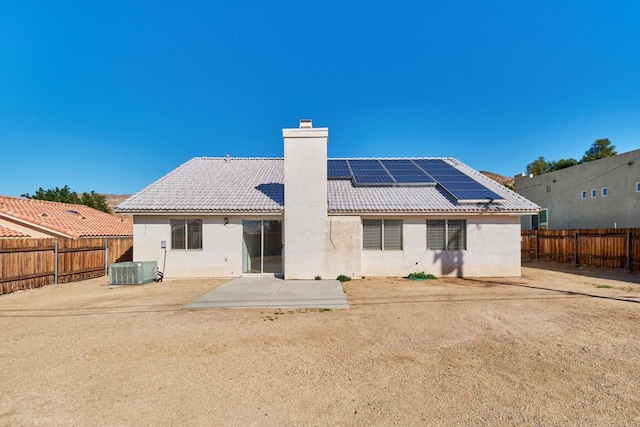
top-left (282, 119), bottom-right (329, 279)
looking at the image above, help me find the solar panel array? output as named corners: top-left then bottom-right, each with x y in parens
top-left (327, 159), bottom-right (504, 202)
top-left (413, 159), bottom-right (503, 201)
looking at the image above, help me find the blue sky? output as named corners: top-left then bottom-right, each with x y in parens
top-left (1, 1), bottom-right (639, 197)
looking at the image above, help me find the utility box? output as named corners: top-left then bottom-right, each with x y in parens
top-left (109, 261), bottom-right (158, 285)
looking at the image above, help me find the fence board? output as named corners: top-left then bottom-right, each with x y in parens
top-left (0, 237), bottom-right (133, 295)
top-left (522, 228), bottom-right (640, 272)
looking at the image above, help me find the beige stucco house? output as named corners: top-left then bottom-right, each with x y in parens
top-left (515, 148), bottom-right (640, 230)
top-left (117, 120), bottom-right (538, 279)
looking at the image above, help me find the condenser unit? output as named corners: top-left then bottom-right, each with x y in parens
top-left (109, 261), bottom-right (158, 285)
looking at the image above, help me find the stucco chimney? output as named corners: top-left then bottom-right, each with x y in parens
top-left (282, 119), bottom-right (329, 279)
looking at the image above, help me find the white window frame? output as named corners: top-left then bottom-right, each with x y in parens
top-left (362, 219), bottom-right (403, 251)
top-left (170, 218), bottom-right (203, 250)
top-left (591, 189), bottom-right (597, 198)
top-left (426, 219), bottom-right (467, 251)
top-left (581, 191), bottom-right (587, 199)
top-left (602, 187), bottom-right (608, 197)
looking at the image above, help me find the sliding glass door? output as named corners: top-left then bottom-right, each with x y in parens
top-left (242, 220), bottom-right (282, 274)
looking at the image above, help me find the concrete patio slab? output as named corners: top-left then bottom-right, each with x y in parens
top-left (184, 276), bottom-right (349, 310)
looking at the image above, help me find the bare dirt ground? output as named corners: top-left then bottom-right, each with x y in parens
top-left (1, 262), bottom-right (639, 426)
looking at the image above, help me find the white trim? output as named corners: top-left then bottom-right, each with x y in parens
top-left (602, 187), bottom-right (608, 197)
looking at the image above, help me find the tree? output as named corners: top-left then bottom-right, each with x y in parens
top-left (581, 138), bottom-right (617, 163)
top-left (22, 185), bottom-right (112, 213)
top-left (80, 191), bottom-right (112, 213)
top-left (551, 158), bottom-right (579, 171)
top-left (526, 156), bottom-right (550, 176)
top-left (525, 138), bottom-right (617, 176)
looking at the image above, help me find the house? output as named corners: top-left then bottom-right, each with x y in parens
top-left (0, 224), bottom-right (30, 238)
top-left (117, 120), bottom-right (538, 279)
top-left (0, 195), bottom-right (133, 238)
top-left (514, 148), bottom-right (640, 230)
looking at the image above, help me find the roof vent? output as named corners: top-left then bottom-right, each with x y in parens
top-left (299, 119), bottom-right (312, 129)
top-left (224, 154), bottom-right (231, 163)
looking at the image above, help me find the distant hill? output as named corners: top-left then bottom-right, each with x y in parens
top-left (105, 194), bottom-right (131, 214)
top-left (480, 171), bottom-right (514, 189)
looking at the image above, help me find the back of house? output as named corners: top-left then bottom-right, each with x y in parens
top-left (117, 120), bottom-right (538, 278)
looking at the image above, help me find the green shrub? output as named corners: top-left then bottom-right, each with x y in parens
top-left (336, 274), bottom-right (351, 282)
top-left (408, 271), bottom-right (437, 280)
top-left (315, 275), bottom-right (322, 280)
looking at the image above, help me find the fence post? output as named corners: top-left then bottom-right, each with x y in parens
top-left (105, 239), bottom-right (109, 276)
top-left (627, 231), bottom-right (632, 272)
top-left (54, 239), bottom-right (59, 285)
top-left (574, 232), bottom-right (579, 266)
top-left (535, 231), bottom-right (539, 260)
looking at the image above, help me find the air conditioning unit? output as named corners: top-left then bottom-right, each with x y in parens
top-left (109, 261), bottom-right (158, 285)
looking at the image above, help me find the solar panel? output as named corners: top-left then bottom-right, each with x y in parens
top-left (327, 160), bottom-right (352, 179)
top-left (348, 160), bottom-right (395, 185)
top-left (381, 160), bottom-right (436, 184)
top-left (414, 159), bottom-right (503, 201)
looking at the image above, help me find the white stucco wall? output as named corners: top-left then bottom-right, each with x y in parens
top-left (133, 214), bottom-right (521, 278)
top-left (360, 215), bottom-right (522, 277)
top-left (322, 216), bottom-right (362, 279)
top-left (133, 215), bottom-right (245, 278)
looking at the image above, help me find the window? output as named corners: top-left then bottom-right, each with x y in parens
top-left (427, 219), bottom-right (467, 250)
top-left (637, 182), bottom-right (640, 192)
top-left (591, 189), bottom-right (597, 198)
top-left (363, 219), bottom-right (403, 250)
top-left (602, 187), bottom-right (608, 197)
top-left (581, 191), bottom-right (587, 199)
top-left (170, 219), bottom-right (202, 250)
top-left (538, 209), bottom-right (548, 229)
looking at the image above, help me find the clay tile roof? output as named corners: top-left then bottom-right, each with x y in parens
top-left (0, 195), bottom-right (133, 238)
top-left (0, 225), bottom-right (30, 238)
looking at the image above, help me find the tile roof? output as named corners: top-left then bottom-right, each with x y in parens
top-left (0, 225), bottom-right (30, 238)
top-left (117, 158), bottom-right (284, 213)
top-left (0, 196), bottom-right (133, 238)
top-left (116, 157), bottom-right (538, 214)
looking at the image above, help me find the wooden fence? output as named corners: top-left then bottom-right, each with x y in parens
top-left (0, 237), bottom-right (133, 295)
top-left (522, 229), bottom-right (640, 271)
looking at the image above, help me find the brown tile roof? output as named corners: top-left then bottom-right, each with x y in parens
top-left (0, 196), bottom-right (133, 238)
top-left (0, 224), bottom-right (30, 238)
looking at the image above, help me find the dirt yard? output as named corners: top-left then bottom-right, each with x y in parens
top-left (1, 262), bottom-right (639, 426)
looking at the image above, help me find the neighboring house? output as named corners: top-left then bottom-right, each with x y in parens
top-left (514, 148), bottom-right (640, 230)
top-left (0, 224), bottom-right (29, 238)
top-left (117, 120), bottom-right (538, 279)
top-left (0, 195), bottom-right (133, 238)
